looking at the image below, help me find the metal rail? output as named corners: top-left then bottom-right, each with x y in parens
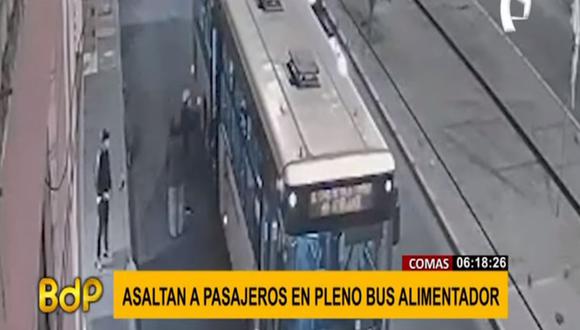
top-left (324, 0), bottom-right (546, 328)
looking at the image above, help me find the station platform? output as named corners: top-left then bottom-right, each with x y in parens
top-left (327, 0), bottom-right (580, 329)
top-left (79, 0), bottom-right (248, 329)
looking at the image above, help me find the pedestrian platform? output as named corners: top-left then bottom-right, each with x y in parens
top-left (80, 0), bottom-right (136, 329)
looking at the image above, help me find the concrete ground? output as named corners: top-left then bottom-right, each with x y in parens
top-left (328, 0), bottom-right (580, 328)
top-left (119, 0), bottom-right (245, 329)
top-left (80, 0), bottom-right (135, 329)
top-left (472, 0), bottom-right (578, 112)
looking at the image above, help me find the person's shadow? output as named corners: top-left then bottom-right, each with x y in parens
top-left (101, 247), bottom-right (133, 271)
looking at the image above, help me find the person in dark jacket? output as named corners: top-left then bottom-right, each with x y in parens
top-left (95, 129), bottom-right (112, 271)
top-left (181, 89), bottom-right (194, 156)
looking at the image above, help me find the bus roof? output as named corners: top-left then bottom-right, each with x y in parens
top-left (222, 0), bottom-right (394, 185)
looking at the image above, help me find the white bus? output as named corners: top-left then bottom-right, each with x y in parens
top-left (193, 0), bottom-right (400, 329)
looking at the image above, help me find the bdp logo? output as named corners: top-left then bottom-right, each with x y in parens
top-left (500, 0), bottom-right (532, 33)
top-left (39, 277), bottom-right (103, 313)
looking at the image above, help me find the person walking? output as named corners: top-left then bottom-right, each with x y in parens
top-left (181, 89), bottom-right (195, 156)
top-left (168, 112), bottom-right (186, 238)
top-left (94, 129), bottom-right (112, 271)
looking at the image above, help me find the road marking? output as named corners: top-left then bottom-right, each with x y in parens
top-left (467, 0), bottom-right (580, 133)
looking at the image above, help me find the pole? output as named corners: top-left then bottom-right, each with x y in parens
top-left (378, 220), bottom-right (393, 330)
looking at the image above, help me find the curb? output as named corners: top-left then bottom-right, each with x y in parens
top-left (109, 0), bottom-right (139, 329)
top-left (109, 0), bottom-right (139, 327)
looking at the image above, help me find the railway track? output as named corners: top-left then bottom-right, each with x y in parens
top-left (318, 0), bottom-right (580, 329)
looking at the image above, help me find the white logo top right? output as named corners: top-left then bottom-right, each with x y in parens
top-left (500, 0), bottom-right (532, 33)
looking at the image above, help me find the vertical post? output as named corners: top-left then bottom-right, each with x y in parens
top-left (376, 220), bottom-right (393, 330)
top-left (557, 113), bottom-right (567, 218)
top-left (367, 0), bottom-right (377, 36)
top-left (260, 218), bottom-right (267, 270)
top-left (270, 221), bottom-right (279, 330)
top-left (323, 233), bottom-right (339, 270)
top-left (387, 219), bottom-right (394, 270)
top-left (269, 220), bottom-right (278, 270)
top-left (377, 220), bottom-right (394, 270)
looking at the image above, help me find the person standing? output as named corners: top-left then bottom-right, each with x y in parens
top-left (180, 89), bottom-right (195, 156)
top-left (94, 129), bottom-right (112, 271)
top-left (168, 113), bottom-right (185, 238)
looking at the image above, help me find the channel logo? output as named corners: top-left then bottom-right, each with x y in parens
top-left (39, 277), bottom-right (103, 313)
top-left (500, 0), bottom-right (532, 33)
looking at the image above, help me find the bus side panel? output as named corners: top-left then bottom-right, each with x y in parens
top-left (218, 124), bottom-right (257, 270)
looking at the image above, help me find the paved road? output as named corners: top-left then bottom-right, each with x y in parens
top-left (81, 0), bottom-right (135, 329)
top-left (330, 4), bottom-right (495, 330)
top-left (373, 111), bottom-right (494, 330)
top-left (414, 0), bottom-right (580, 210)
top-left (329, 0), bottom-right (580, 328)
top-left (473, 0), bottom-right (578, 112)
top-left (119, 0), bottom-right (245, 329)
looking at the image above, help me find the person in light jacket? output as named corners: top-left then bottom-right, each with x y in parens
top-left (167, 113), bottom-right (186, 238)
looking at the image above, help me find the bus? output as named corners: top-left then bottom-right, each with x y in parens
top-left (192, 0), bottom-right (400, 329)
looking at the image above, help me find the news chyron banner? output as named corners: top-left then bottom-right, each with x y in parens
top-left (113, 255), bottom-right (509, 319)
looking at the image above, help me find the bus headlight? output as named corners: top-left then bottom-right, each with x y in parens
top-left (288, 192), bottom-right (298, 208)
top-left (385, 179), bottom-right (393, 193)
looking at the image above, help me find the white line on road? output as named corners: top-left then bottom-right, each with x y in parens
top-left (467, 0), bottom-right (580, 132)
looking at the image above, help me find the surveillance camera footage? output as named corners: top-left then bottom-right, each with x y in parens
top-left (0, 0), bottom-right (579, 329)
